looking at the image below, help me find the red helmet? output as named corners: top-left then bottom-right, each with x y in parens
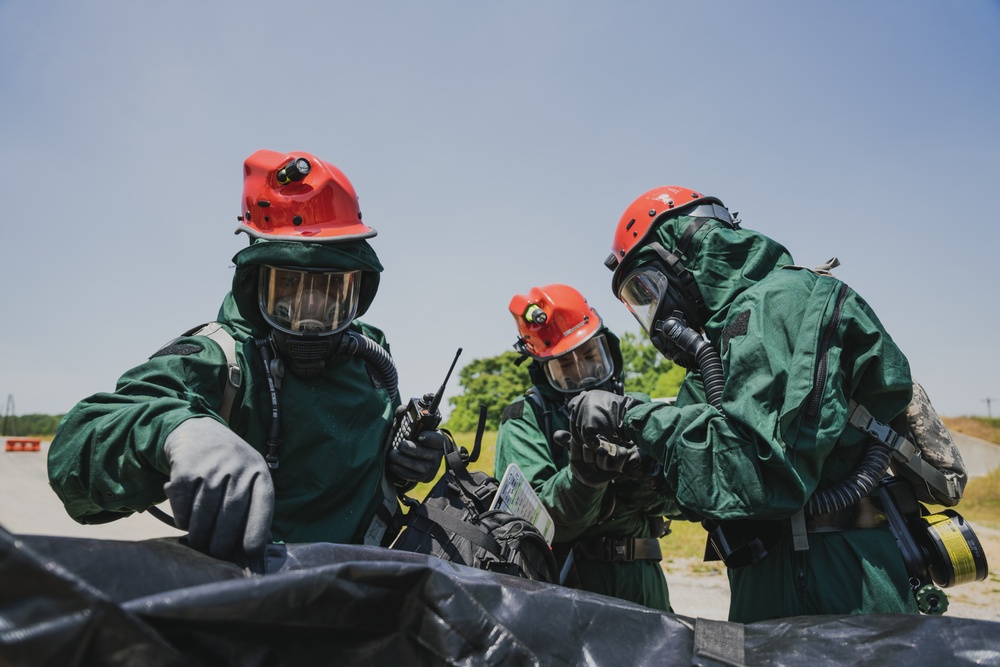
top-left (509, 284), bottom-right (603, 359)
top-left (606, 186), bottom-right (724, 293)
top-left (236, 149), bottom-right (376, 242)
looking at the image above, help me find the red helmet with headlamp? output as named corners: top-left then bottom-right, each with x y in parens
top-left (236, 149), bottom-right (376, 242)
top-left (509, 284), bottom-right (615, 393)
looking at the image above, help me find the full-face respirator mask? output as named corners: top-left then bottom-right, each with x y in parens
top-left (258, 265), bottom-right (359, 378)
top-left (614, 245), bottom-right (725, 410)
top-left (616, 245), bottom-right (708, 370)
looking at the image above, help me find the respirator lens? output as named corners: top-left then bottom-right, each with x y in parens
top-left (259, 265), bottom-right (359, 336)
top-left (543, 334), bottom-right (615, 393)
top-left (619, 267), bottom-right (671, 333)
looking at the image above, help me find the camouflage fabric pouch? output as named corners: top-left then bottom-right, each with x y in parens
top-left (891, 382), bottom-right (967, 507)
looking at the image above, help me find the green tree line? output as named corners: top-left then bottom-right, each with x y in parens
top-left (1, 414), bottom-right (66, 437)
top-left (445, 331), bottom-right (685, 432)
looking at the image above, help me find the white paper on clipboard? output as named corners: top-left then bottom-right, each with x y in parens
top-left (490, 463), bottom-right (556, 544)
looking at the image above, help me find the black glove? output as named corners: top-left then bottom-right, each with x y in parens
top-left (567, 390), bottom-right (641, 450)
top-left (163, 417), bottom-right (274, 559)
top-left (553, 429), bottom-right (642, 488)
top-left (387, 429), bottom-right (448, 483)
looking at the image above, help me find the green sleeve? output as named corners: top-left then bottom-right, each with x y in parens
top-left (494, 396), bottom-right (607, 543)
top-left (47, 335), bottom-right (235, 524)
top-left (624, 274), bottom-right (912, 522)
top-left (620, 391), bottom-right (681, 519)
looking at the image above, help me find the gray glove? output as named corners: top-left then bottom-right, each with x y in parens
top-left (554, 429), bottom-right (642, 488)
top-left (163, 417), bottom-right (274, 559)
top-left (387, 429), bottom-right (448, 483)
top-left (567, 390), bottom-right (641, 450)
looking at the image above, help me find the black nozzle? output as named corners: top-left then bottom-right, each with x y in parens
top-left (660, 316), bottom-right (707, 356)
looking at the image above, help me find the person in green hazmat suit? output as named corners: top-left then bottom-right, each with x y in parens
top-left (567, 186), bottom-right (919, 623)
top-left (47, 149), bottom-right (448, 560)
top-left (494, 284), bottom-right (675, 611)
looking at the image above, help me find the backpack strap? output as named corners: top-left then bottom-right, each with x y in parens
top-left (364, 473), bottom-right (404, 547)
top-left (524, 387), bottom-right (559, 462)
top-left (415, 505), bottom-right (503, 556)
top-left (444, 446), bottom-right (496, 510)
top-left (187, 322), bottom-right (242, 425)
top-left (157, 322), bottom-right (242, 425)
top-left (847, 401), bottom-right (959, 502)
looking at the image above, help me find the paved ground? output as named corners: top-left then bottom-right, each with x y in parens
top-left (951, 431), bottom-right (1000, 480)
top-left (2, 435), bottom-right (998, 622)
top-left (0, 440), bottom-right (182, 540)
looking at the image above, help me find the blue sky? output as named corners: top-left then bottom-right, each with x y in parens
top-left (1, 1), bottom-right (998, 419)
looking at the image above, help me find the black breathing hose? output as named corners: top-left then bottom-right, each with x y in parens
top-left (658, 317), bottom-right (725, 411)
top-left (806, 441), bottom-right (891, 516)
top-left (694, 343), bottom-right (725, 411)
top-left (336, 330), bottom-right (400, 403)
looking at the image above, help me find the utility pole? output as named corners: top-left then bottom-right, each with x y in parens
top-left (984, 397), bottom-right (998, 419)
top-left (2, 395), bottom-right (15, 437)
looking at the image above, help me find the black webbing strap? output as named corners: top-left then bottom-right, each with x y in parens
top-left (573, 537), bottom-right (662, 562)
top-left (683, 202), bottom-right (736, 227)
top-left (647, 242), bottom-right (705, 311)
top-left (847, 401), bottom-right (958, 501)
top-left (805, 496), bottom-right (888, 533)
top-left (631, 537), bottom-right (662, 560)
top-left (444, 448), bottom-right (493, 508)
top-left (676, 217), bottom-right (712, 260)
top-left (415, 505), bottom-right (503, 556)
top-left (693, 618), bottom-right (746, 667)
top-left (524, 387), bottom-right (558, 461)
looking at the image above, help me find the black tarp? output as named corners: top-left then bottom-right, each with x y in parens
top-left (2, 524), bottom-right (999, 666)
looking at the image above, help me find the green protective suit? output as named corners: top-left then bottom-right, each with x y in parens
top-left (619, 215), bottom-right (918, 622)
top-left (494, 332), bottom-right (674, 611)
top-left (48, 240), bottom-right (399, 545)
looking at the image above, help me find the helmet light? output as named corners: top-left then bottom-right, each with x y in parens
top-left (277, 158), bottom-right (311, 185)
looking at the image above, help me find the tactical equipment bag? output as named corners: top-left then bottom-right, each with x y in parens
top-left (390, 433), bottom-right (557, 584)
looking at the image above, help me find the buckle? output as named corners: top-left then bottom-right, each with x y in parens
top-left (849, 401), bottom-right (901, 450)
top-left (862, 417), bottom-right (899, 449)
top-left (603, 537), bottom-right (634, 562)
